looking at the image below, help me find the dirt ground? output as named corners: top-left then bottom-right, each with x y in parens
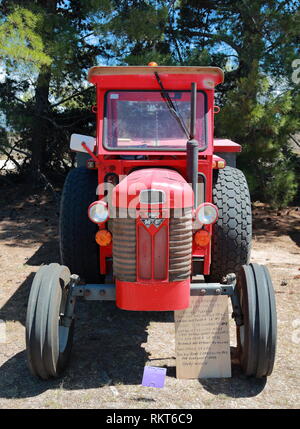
top-left (0, 184), bottom-right (299, 409)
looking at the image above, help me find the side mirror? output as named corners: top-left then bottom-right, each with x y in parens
top-left (70, 134), bottom-right (96, 153)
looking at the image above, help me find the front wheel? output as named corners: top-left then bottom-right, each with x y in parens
top-left (25, 263), bottom-right (74, 379)
top-left (236, 263), bottom-right (277, 378)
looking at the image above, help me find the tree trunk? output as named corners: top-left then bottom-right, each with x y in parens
top-left (30, 0), bottom-right (56, 182)
top-left (31, 67), bottom-right (51, 179)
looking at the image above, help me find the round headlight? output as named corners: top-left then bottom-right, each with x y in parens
top-left (196, 203), bottom-right (218, 225)
top-left (88, 201), bottom-right (109, 224)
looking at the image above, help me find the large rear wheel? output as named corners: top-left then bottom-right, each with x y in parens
top-left (209, 166), bottom-right (252, 282)
top-left (59, 167), bottom-right (102, 283)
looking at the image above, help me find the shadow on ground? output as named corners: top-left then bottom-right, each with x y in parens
top-left (252, 206), bottom-right (300, 248)
top-left (0, 240), bottom-right (60, 326)
top-left (289, 230), bottom-right (300, 248)
top-left (0, 193), bottom-right (59, 248)
top-left (198, 347), bottom-right (267, 398)
top-left (0, 240), bottom-right (267, 400)
top-left (0, 306), bottom-right (265, 400)
top-left (26, 241), bottom-right (60, 266)
top-left (0, 300), bottom-right (175, 398)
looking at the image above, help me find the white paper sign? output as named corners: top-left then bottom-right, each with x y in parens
top-left (175, 295), bottom-right (231, 379)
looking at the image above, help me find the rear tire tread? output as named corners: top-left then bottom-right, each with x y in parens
top-left (59, 167), bottom-right (101, 283)
top-left (209, 166), bottom-right (252, 281)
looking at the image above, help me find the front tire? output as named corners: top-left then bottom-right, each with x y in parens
top-left (26, 264), bottom-right (74, 379)
top-left (236, 263), bottom-right (277, 378)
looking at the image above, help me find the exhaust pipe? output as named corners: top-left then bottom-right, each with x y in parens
top-left (186, 82), bottom-right (199, 208)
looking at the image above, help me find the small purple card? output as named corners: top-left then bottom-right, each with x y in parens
top-left (142, 366), bottom-right (166, 388)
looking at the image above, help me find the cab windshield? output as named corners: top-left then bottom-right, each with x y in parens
top-left (104, 90), bottom-right (206, 151)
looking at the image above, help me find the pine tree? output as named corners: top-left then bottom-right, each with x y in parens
top-left (0, 0), bottom-right (299, 205)
top-left (0, 0), bottom-right (114, 179)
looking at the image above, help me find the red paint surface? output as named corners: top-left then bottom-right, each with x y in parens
top-left (213, 138), bottom-right (241, 152)
top-left (116, 279), bottom-right (190, 311)
top-left (113, 168), bottom-right (194, 209)
top-left (136, 217), bottom-right (169, 282)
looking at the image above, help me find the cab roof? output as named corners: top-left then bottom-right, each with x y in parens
top-left (88, 66), bottom-right (224, 89)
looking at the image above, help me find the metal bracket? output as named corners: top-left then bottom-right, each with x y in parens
top-left (73, 282), bottom-right (233, 300)
top-left (223, 273), bottom-right (243, 326)
top-left (61, 274), bottom-right (80, 328)
top-left (72, 283), bottom-right (116, 301)
top-left (230, 291), bottom-right (243, 326)
top-left (190, 282), bottom-right (234, 296)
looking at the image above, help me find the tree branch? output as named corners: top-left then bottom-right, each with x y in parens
top-left (289, 134), bottom-right (300, 148)
top-left (0, 136), bottom-right (30, 171)
top-left (182, 30), bottom-right (241, 54)
top-left (51, 86), bottom-right (94, 109)
top-left (0, 147), bottom-right (22, 170)
top-left (168, 3), bottom-right (184, 65)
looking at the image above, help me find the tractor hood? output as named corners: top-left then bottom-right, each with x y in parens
top-left (112, 168), bottom-right (193, 209)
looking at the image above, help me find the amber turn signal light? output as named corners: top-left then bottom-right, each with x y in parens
top-left (194, 229), bottom-right (211, 247)
top-left (95, 229), bottom-right (112, 246)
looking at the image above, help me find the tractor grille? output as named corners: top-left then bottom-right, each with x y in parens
top-left (112, 208), bottom-right (193, 282)
top-left (112, 216), bottom-right (136, 282)
top-left (169, 208), bottom-right (193, 281)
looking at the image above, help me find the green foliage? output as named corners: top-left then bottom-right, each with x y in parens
top-left (216, 63), bottom-right (299, 207)
top-left (263, 159), bottom-right (298, 209)
top-left (0, 0), bottom-right (105, 175)
top-left (0, 6), bottom-right (52, 67)
top-left (0, 0), bottom-right (299, 207)
top-left (104, 5), bottom-right (168, 42)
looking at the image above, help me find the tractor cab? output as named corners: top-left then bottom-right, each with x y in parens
top-left (88, 65), bottom-right (222, 156)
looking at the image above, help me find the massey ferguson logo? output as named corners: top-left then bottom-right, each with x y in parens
top-left (141, 218), bottom-right (164, 228)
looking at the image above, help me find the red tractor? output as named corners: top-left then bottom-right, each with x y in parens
top-left (25, 65), bottom-right (277, 380)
